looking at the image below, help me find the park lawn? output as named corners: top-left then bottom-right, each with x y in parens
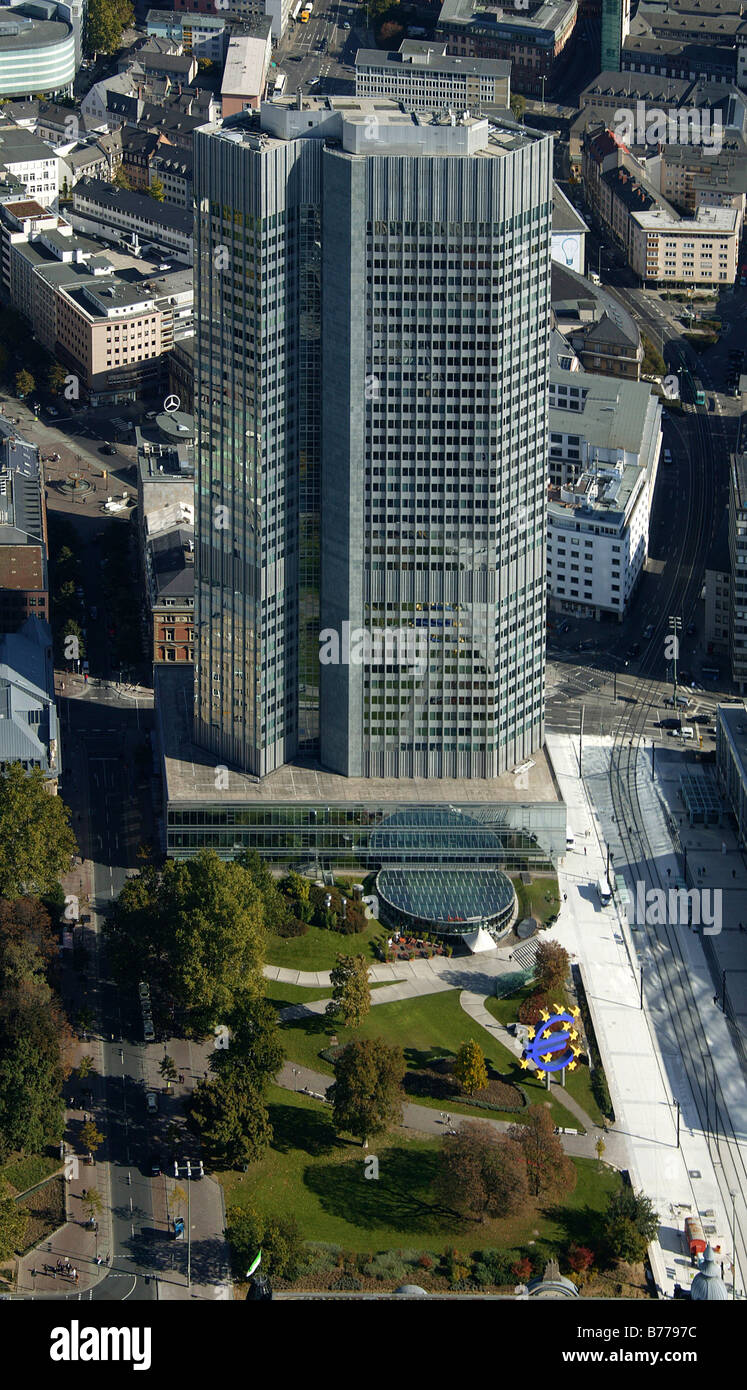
top-left (264, 920), bottom-right (386, 972)
top-left (276, 988), bottom-right (586, 1131)
top-left (220, 1085), bottom-right (620, 1256)
top-left (0, 1151), bottom-right (60, 1195)
top-left (483, 992), bottom-right (607, 1129)
top-left (510, 875), bottom-right (560, 926)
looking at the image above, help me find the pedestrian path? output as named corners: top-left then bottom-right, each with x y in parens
top-left (276, 1060), bottom-right (620, 1163)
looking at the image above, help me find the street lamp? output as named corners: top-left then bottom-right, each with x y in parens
top-left (674, 1097), bottom-right (680, 1148)
top-left (669, 615), bottom-right (682, 711)
top-left (173, 1159), bottom-right (204, 1289)
top-left (613, 659), bottom-right (628, 701)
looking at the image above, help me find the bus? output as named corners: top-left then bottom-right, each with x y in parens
top-left (597, 875), bottom-right (612, 906)
top-left (273, 71), bottom-right (287, 94)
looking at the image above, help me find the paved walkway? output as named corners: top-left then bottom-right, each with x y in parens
top-left (547, 731), bottom-right (746, 1299)
top-left (277, 1060), bottom-right (619, 1163)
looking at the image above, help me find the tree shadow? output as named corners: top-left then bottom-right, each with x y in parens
top-left (267, 1100), bottom-right (339, 1158)
top-left (542, 1200), bottom-right (605, 1251)
top-left (303, 1146), bottom-right (461, 1235)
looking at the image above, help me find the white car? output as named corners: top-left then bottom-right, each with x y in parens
top-left (146, 1091), bottom-right (158, 1114)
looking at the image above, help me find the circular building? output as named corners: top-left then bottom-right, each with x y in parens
top-left (376, 866), bottom-right (516, 941)
top-left (0, 7), bottom-right (76, 99)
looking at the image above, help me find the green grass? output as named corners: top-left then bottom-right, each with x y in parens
top-left (264, 978), bottom-right (401, 1010)
top-left (0, 1152), bottom-right (60, 1195)
top-left (510, 875), bottom-right (560, 926)
top-left (483, 990), bottom-right (607, 1129)
top-left (276, 988), bottom-right (586, 1131)
top-left (219, 1084), bottom-right (621, 1255)
top-left (264, 920), bottom-right (386, 972)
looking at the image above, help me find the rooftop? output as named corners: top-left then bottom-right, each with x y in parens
top-left (549, 368), bottom-right (658, 452)
top-left (552, 183), bottom-right (587, 234)
top-left (0, 543), bottom-right (44, 590)
top-left (354, 45), bottom-right (511, 78)
top-left (0, 10), bottom-right (72, 53)
top-left (631, 204), bottom-right (739, 232)
top-left (157, 665), bottom-right (562, 806)
top-left (437, 0), bottom-right (577, 40)
top-left (221, 34), bottom-right (269, 99)
top-left (73, 179), bottom-right (194, 234)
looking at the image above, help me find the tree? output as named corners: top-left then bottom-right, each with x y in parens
top-left (84, 0), bottom-right (132, 57)
top-left (48, 362), bottom-right (68, 396)
top-left (329, 1038), bottom-right (405, 1147)
top-left (160, 1053), bottom-right (178, 1086)
top-left (603, 1188), bottom-right (658, 1262)
top-left (105, 852), bottom-right (266, 1035)
top-left (149, 177), bottom-right (165, 202)
top-left (642, 333), bottom-right (666, 377)
top-left (534, 940), bottom-right (570, 997)
top-left (436, 1122), bottom-right (529, 1222)
top-left (113, 165), bottom-right (133, 191)
top-left (508, 1105), bottom-right (577, 1198)
top-left (453, 1040), bottom-right (488, 1097)
top-left (0, 764), bottom-right (77, 900)
top-left (285, 871), bottom-right (311, 921)
top-left (187, 1074), bottom-right (272, 1169)
top-left (225, 1205), bottom-right (306, 1282)
top-left (79, 1120), bottom-right (104, 1157)
top-left (78, 1055), bottom-right (96, 1080)
top-left (512, 1255), bottom-right (532, 1280)
top-left (510, 93), bottom-right (526, 123)
top-left (567, 1244), bottom-right (594, 1275)
top-left (0, 1183), bottom-right (28, 1260)
top-left (0, 1023), bottom-right (65, 1160)
top-left (325, 953), bottom-right (371, 1029)
top-left (14, 369), bottom-right (35, 400)
top-left (80, 1187), bottom-right (103, 1223)
top-left (215, 997), bottom-right (284, 1088)
top-left (595, 1136), bottom-right (606, 1167)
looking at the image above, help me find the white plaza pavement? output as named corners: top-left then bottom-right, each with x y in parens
top-left (547, 732), bottom-right (746, 1299)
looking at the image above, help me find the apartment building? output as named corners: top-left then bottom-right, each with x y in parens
top-left (146, 10), bottom-right (229, 62)
top-left (143, 503), bottom-right (195, 665)
top-left (436, 0), bottom-right (577, 98)
top-left (546, 369), bottom-right (661, 620)
top-left (629, 204), bottom-right (739, 285)
top-left (0, 118), bottom-right (59, 204)
top-left (354, 42), bottom-right (511, 110)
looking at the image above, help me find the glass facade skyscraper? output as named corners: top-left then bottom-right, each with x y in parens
top-left (193, 103), bottom-right (552, 782)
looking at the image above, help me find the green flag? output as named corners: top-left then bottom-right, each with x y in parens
top-left (246, 1249), bottom-right (262, 1277)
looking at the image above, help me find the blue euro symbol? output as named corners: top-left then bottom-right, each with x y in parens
top-left (524, 1012), bottom-right (578, 1073)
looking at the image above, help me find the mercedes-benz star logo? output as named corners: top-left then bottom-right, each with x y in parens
top-left (163, 394), bottom-right (180, 414)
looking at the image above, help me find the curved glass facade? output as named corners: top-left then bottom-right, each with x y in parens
top-left (376, 866), bottom-right (516, 936)
top-left (0, 31), bottom-right (75, 97)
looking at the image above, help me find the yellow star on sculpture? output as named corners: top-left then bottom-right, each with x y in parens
top-left (535, 1068), bottom-right (545, 1079)
top-left (570, 1005), bottom-right (581, 1018)
top-left (520, 1057), bottom-right (530, 1069)
top-left (567, 1060), bottom-right (578, 1071)
top-left (552, 1003), bottom-right (563, 1014)
top-left (572, 1045), bottom-right (582, 1058)
top-left (540, 1008), bottom-right (550, 1022)
top-left (569, 1029), bottom-right (578, 1041)
top-left (542, 1052), bottom-right (554, 1064)
top-left (527, 1027), bottom-right (536, 1041)
top-left (542, 1027), bottom-right (553, 1039)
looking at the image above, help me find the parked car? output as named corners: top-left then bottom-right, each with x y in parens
top-left (100, 443), bottom-right (116, 455)
top-left (664, 694), bottom-right (690, 708)
top-left (643, 624), bottom-right (654, 640)
top-left (146, 1091), bottom-right (158, 1114)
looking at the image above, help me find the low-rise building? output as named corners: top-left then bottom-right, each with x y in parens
top-left (220, 26), bottom-right (272, 116)
top-left (149, 148), bottom-right (192, 207)
top-left (0, 116), bottom-right (59, 204)
top-left (704, 507), bottom-right (730, 658)
top-left (546, 369), bottom-right (661, 620)
top-left (551, 260), bottom-right (643, 379)
top-left (629, 203), bottom-right (739, 286)
top-left (146, 10), bottom-right (230, 63)
top-left (0, 616), bottom-right (59, 788)
top-left (0, 426), bottom-right (48, 635)
top-left (143, 504), bottom-right (194, 665)
top-left (354, 41), bottom-right (511, 110)
top-left (552, 183), bottom-right (587, 273)
top-left (71, 178), bottom-right (194, 262)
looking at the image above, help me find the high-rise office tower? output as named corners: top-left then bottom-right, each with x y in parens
top-left (601, 0), bottom-right (631, 72)
top-left (193, 101), bottom-right (552, 780)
